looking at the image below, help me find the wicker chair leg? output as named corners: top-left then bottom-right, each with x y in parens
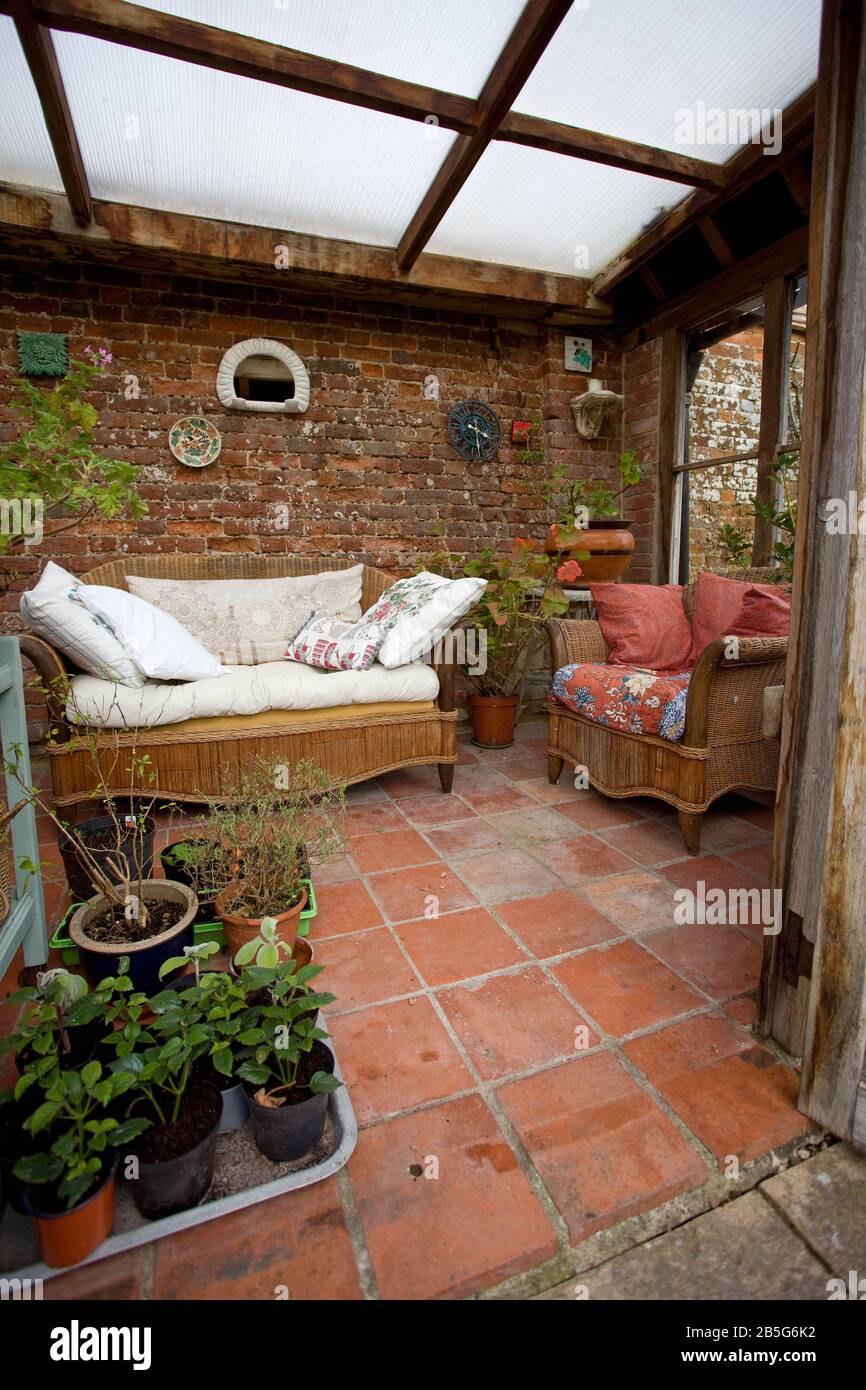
top-left (438, 763), bottom-right (454, 793)
top-left (548, 754), bottom-right (564, 785)
top-left (678, 810), bottom-right (703, 856)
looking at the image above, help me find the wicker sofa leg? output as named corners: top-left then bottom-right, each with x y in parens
top-left (678, 810), bottom-right (703, 856)
top-left (547, 754), bottom-right (564, 785)
top-left (438, 763), bottom-right (454, 793)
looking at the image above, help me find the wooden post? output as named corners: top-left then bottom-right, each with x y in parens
top-left (655, 330), bottom-right (686, 583)
top-left (752, 276), bottom-right (794, 565)
top-left (758, 0), bottom-right (866, 1147)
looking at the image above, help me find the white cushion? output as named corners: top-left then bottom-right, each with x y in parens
top-left (286, 612), bottom-right (386, 671)
top-left (80, 586), bottom-right (224, 682)
top-left (66, 658), bottom-right (440, 729)
top-left (126, 565), bottom-right (364, 664)
top-left (20, 561), bottom-right (145, 687)
top-left (362, 571), bottom-right (487, 668)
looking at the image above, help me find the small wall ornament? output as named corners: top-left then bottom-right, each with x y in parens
top-left (169, 415), bottom-right (222, 468)
top-left (570, 379), bottom-right (624, 441)
top-left (17, 331), bottom-right (68, 376)
top-left (564, 336), bottom-right (593, 373)
top-left (216, 337), bottom-right (310, 414)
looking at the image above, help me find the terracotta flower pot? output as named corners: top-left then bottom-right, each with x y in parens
top-left (546, 517), bottom-right (635, 582)
top-left (29, 1166), bottom-right (115, 1269)
top-left (469, 695), bottom-right (519, 749)
top-left (216, 882), bottom-right (308, 961)
top-left (69, 880), bottom-right (198, 995)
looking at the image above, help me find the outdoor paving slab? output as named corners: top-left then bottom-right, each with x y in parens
top-left (761, 1143), bottom-right (866, 1272)
top-left (624, 1013), bottom-right (813, 1163)
top-left (317, 927), bottom-right (421, 1012)
top-left (645, 923), bottom-right (763, 1000)
top-left (584, 870), bottom-right (681, 932)
top-left (366, 862), bottom-right (479, 922)
top-left (439, 966), bottom-right (596, 1081)
top-left (394, 906), bottom-right (529, 986)
top-left (328, 997), bottom-right (474, 1123)
top-left (542, 1192), bottom-right (829, 1300)
top-left (498, 1052), bottom-right (709, 1244)
top-left (553, 939), bottom-right (705, 1037)
top-left (497, 889), bottom-right (622, 959)
top-left (348, 1094), bottom-right (558, 1299)
top-left (152, 1177), bottom-right (363, 1300)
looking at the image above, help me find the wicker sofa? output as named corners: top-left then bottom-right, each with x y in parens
top-left (545, 569), bottom-right (787, 854)
top-left (21, 555), bottom-right (458, 809)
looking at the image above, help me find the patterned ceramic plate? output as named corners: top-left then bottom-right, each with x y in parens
top-left (169, 415), bottom-right (222, 468)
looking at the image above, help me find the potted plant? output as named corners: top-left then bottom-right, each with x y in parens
top-left (536, 450), bottom-right (642, 581)
top-left (431, 538), bottom-right (570, 747)
top-left (5, 1058), bottom-right (147, 1267)
top-left (99, 969), bottom-right (220, 1220)
top-left (181, 759), bottom-right (345, 960)
top-left (235, 956), bottom-right (341, 1163)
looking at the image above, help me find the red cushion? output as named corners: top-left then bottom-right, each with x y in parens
top-left (590, 583), bottom-right (693, 670)
top-left (729, 584), bottom-right (791, 637)
top-left (691, 572), bottom-right (786, 657)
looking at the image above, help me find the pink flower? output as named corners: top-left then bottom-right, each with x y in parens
top-left (556, 560), bottom-right (583, 582)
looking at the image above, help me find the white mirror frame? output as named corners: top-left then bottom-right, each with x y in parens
top-left (216, 337), bottom-right (311, 414)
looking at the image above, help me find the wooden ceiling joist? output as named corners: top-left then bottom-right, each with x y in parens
top-left (697, 215), bottom-right (735, 268)
top-left (10, 0), bottom-right (91, 225)
top-left (0, 181), bottom-right (608, 321)
top-left (395, 0), bottom-right (574, 271)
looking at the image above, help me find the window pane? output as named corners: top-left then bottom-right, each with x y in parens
top-left (686, 457), bottom-right (758, 581)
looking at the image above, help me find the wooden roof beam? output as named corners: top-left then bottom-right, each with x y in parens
top-left (10, 0), bottom-right (91, 225)
top-left (498, 114), bottom-right (727, 191)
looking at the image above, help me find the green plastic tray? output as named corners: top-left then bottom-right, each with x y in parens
top-left (50, 878), bottom-right (318, 963)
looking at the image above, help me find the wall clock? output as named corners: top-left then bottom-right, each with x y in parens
top-left (447, 400), bottom-right (501, 462)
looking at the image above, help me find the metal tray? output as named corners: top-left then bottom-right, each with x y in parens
top-left (0, 1051), bottom-right (356, 1283)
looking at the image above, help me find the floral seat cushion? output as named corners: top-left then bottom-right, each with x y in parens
top-left (552, 663), bottom-right (691, 743)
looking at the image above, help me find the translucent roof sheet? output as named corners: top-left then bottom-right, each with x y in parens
top-left (0, 0), bottom-right (822, 278)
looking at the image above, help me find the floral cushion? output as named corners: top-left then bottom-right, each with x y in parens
top-left (552, 662), bottom-right (691, 743)
top-left (285, 612), bottom-right (386, 672)
top-left (362, 571), bottom-right (486, 668)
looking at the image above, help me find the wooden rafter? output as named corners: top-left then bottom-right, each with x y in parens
top-left (781, 161), bottom-right (813, 218)
top-left (395, 0), bottom-right (574, 271)
top-left (593, 86), bottom-right (817, 298)
top-left (697, 215), bottom-right (734, 268)
top-left (0, 182), bottom-right (609, 320)
top-left (10, 0), bottom-right (91, 225)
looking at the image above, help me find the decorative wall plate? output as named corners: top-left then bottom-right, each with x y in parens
top-left (169, 416), bottom-right (222, 468)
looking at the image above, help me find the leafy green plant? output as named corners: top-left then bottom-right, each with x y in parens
top-left (181, 759), bottom-right (345, 920)
top-left (110, 985), bottom-right (215, 1129)
top-left (716, 452), bottom-right (797, 584)
top-left (159, 940), bottom-right (220, 986)
top-left (0, 348), bottom-right (146, 560)
top-left (536, 450), bottom-right (642, 529)
top-left (430, 537), bottom-right (570, 697)
top-left (11, 1059), bottom-right (148, 1207)
top-left (0, 968), bottom-right (102, 1072)
top-left (234, 916), bottom-right (296, 970)
top-left (235, 960), bottom-right (341, 1106)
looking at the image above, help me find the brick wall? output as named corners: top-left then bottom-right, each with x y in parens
top-left (621, 337), bottom-right (662, 584)
top-left (0, 247), bottom-right (626, 606)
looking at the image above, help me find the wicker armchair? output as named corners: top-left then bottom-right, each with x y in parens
top-left (545, 569), bottom-right (787, 854)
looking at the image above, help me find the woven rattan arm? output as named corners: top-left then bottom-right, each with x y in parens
top-left (17, 634), bottom-right (71, 743)
top-left (546, 618), bottom-right (608, 671)
top-left (684, 636), bottom-right (789, 747)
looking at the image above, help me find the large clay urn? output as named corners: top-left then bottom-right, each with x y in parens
top-left (546, 518), bottom-right (635, 582)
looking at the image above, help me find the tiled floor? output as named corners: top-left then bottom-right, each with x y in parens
top-left (4, 718), bottom-right (817, 1301)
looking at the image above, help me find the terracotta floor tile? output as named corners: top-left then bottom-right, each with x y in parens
top-left (366, 862), bottom-right (478, 923)
top-left (397, 794), bottom-right (478, 827)
top-left (623, 1013), bottom-right (812, 1163)
top-left (439, 967), bottom-right (593, 1080)
top-left (498, 1053), bottom-right (708, 1243)
top-left (482, 752), bottom-right (547, 781)
top-left (584, 870), bottom-right (682, 932)
top-left (153, 1177), bottom-right (362, 1299)
top-left (310, 880), bottom-right (383, 938)
top-left (556, 796), bottom-right (646, 830)
top-left (458, 785), bottom-right (539, 816)
top-left (727, 842), bottom-right (772, 883)
top-left (661, 854), bottom-right (767, 896)
top-left (553, 939), bottom-right (705, 1037)
top-left (44, 1248), bottom-right (149, 1301)
top-left (317, 927), bottom-right (421, 1011)
top-left (349, 827), bottom-right (438, 874)
top-left (345, 801), bottom-right (407, 835)
top-left (485, 805), bottom-right (577, 845)
top-left (454, 847), bottom-right (561, 904)
top-left (532, 835), bottom-right (636, 886)
top-left (329, 997), bottom-right (473, 1122)
top-left (395, 906), bottom-right (528, 986)
top-left (520, 777), bottom-right (585, 805)
top-left (723, 993), bottom-right (758, 1026)
top-left (626, 797), bottom-right (678, 820)
top-left (645, 924), bottom-right (763, 1000)
top-left (346, 780), bottom-right (389, 803)
top-left (698, 810), bottom-right (768, 853)
top-left (377, 767), bottom-right (442, 799)
top-left (426, 819), bottom-right (505, 859)
top-left (445, 762), bottom-right (509, 793)
top-left (601, 820), bottom-right (689, 866)
top-left (349, 1096), bottom-right (558, 1299)
top-left (497, 889), bottom-right (622, 959)
top-left (313, 854), bottom-right (358, 885)
top-left (730, 802), bottom-right (776, 833)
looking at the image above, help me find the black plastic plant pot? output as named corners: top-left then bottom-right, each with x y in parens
top-left (60, 814), bottom-right (155, 902)
top-left (218, 1081), bottom-right (248, 1134)
top-left (244, 1042), bottom-right (335, 1163)
top-left (129, 1082), bottom-right (221, 1220)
